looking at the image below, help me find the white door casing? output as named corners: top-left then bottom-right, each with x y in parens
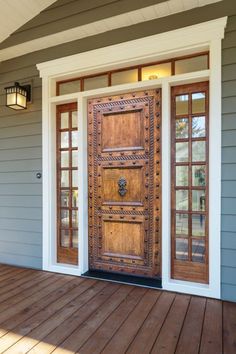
top-left (37, 17), bottom-right (227, 298)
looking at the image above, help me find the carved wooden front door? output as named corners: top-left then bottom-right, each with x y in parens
top-left (88, 90), bottom-right (161, 278)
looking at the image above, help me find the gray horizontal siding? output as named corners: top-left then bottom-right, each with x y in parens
top-left (221, 284), bottom-right (236, 302)
top-left (0, 65), bottom-right (42, 269)
top-left (221, 14), bottom-right (236, 301)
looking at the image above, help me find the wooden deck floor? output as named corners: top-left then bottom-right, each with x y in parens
top-left (0, 265), bottom-right (235, 353)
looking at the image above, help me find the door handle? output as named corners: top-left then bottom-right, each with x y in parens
top-left (118, 177), bottom-right (127, 197)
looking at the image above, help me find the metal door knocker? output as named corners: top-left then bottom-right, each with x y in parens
top-left (118, 177), bottom-right (127, 197)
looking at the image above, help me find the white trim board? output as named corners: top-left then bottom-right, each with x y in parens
top-left (38, 17), bottom-right (226, 298)
top-left (37, 17), bottom-right (226, 81)
top-left (0, 0), bottom-right (222, 62)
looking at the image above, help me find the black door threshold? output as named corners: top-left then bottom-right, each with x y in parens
top-left (81, 270), bottom-right (162, 289)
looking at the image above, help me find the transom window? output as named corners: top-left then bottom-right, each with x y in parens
top-left (56, 52), bottom-right (209, 95)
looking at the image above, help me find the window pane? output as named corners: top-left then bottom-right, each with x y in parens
top-left (192, 239), bottom-right (205, 263)
top-left (61, 209), bottom-right (69, 228)
top-left (176, 190), bottom-right (188, 210)
top-left (61, 171), bottom-right (69, 187)
top-left (176, 238), bottom-right (188, 260)
top-left (175, 55), bottom-right (208, 75)
top-left (192, 92), bottom-right (206, 114)
top-left (192, 214), bottom-right (206, 236)
top-left (72, 210), bottom-right (78, 228)
top-left (60, 229), bottom-right (70, 247)
top-left (176, 95), bottom-right (188, 115)
top-left (61, 132), bottom-right (69, 148)
top-left (72, 150), bottom-right (78, 167)
top-left (61, 151), bottom-right (69, 168)
top-left (58, 80), bottom-right (81, 95)
top-left (176, 118), bottom-right (188, 139)
top-left (192, 165), bottom-right (206, 186)
top-left (176, 166), bottom-right (188, 186)
top-left (61, 190), bottom-right (70, 207)
top-left (84, 75), bottom-right (108, 91)
top-left (142, 62), bottom-right (171, 81)
top-left (72, 230), bottom-right (78, 249)
top-left (192, 116), bottom-right (205, 137)
top-left (192, 190), bottom-right (206, 212)
top-left (72, 131), bottom-right (78, 148)
top-left (192, 141), bottom-right (206, 162)
top-left (72, 190), bottom-right (78, 208)
top-left (72, 111), bottom-right (78, 128)
top-left (60, 112), bottom-right (69, 129)
top-left (176, 213), bottom-right (188, 235)
top-left (111, 69), bottom-right (138, 85)
top-left (72, 170), bottom-right (78, 188)
top-left (176, 142), bottom-right (188, 162)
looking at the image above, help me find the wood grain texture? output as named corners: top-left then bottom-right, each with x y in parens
top-left (88, 89), bottom-right (161, 278)
top-left (200, 299), bottom-right (223, 354)
top-left (0, 265), bottom-right (234, 353)
top-left (223, 301), bottom-right (236, 354)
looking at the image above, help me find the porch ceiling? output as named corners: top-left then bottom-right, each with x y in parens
top-left (0, 0), bottom-right (223, 62)
top-left (0, 0), bottom-right (57, 44)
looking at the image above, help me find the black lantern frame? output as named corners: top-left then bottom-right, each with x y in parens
top-left (4, 82), bottom-right (31, 110)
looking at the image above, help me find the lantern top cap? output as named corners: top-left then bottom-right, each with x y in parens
top-left (5, 82), bottom-right (23, 90)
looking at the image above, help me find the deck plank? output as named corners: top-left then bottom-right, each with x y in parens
top-left (199, 299), bottom-right (223, 354)
top-left (0, 275), bottom-right (81, 338)
top-left (101, 289), bottom-right (160, 354)
top-left (126, 291), bottom-right (175, 354)
top-left (175, 296), bottom-right (206, 354)
top-left (79, 286), bottom-right (150, 354)
top-left (30, 284), bottom-right (134, 354)
top-left (0, 265), bottom-right (234, 354)
top-left (0, 271), bottom-right (54, 314)
top-left (0, 278), bottom-right (98, 353)
top-left (223, 301), bottom-right (236, 354)
top-left (3, 281), bottom-right (117, 354)
top-left (150, 294), bottom-right (190, 354)
top-left (0, 269), bottom-right (46, 306)
top-left (0, 269), bottom-right (38, 294)
top-left (0, 266), bottom-right (26, 283)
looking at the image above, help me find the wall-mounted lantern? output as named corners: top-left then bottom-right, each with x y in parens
top-left (4, 82), bottom-right (31, 110)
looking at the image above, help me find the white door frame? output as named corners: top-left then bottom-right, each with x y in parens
top-left (37, 17), bottom-right (227, 298)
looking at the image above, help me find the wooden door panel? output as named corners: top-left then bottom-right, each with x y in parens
top-left (102, 217), bottom-right (145, 262)
top-left (101, 109), bottom-right (144, 151)
top-left (102, 165), bottom-right (144, 205)
top-left (88, 90), bottom-right (161, 278)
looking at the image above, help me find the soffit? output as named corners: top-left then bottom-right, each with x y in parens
top-left (0, 0), bottom-right (223, 62)
top-left (0, 0), bottom-right (57, 43)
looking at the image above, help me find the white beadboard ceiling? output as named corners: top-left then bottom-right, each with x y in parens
top-left (0, 0), bottom-right (57, 43)
top-left (0, 0), bottom-right (223, 61)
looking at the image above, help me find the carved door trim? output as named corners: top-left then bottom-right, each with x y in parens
top-left (88, 90), bottom-right (161, 278)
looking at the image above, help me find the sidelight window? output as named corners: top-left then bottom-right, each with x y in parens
top-left (171, 82), bottom-right (209, 283)
top-left (56, 103), bottom-right (79, 265)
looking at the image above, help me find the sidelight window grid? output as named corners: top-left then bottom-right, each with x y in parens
top-left (56, 103), bottom-right (78, 265)
top-left (171, 82), bottom-right (209, 283)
